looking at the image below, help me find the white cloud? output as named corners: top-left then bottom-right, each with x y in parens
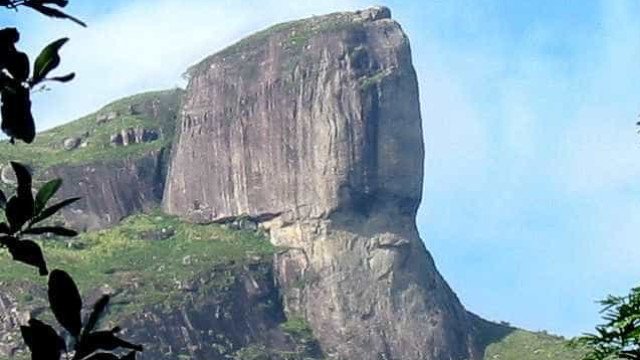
top-left (415, 0), bottom-right (640, 336)
top-left (550, 0), bottom-right (640, 195)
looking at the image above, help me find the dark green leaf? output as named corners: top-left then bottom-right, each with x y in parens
top-left (82, 295), bottom-right (110, 337)
top-left (23, 226), bottom-right (77, 237)
top-left (48, 269), bottom-right (82, 337)
top-left (31, 37), bottom-right (68, 85)
top-left (20, 318), bottom-right (66, 360)
top-left (5, 50), bottom-right (29, 82)
top-left (36, 0), bottom-right (69, 7)
top-left (34, 178), bottom-right (62, 214)
top-left (10, 161), bottom-right (31, 188)
top-left (0, 235), bottom-right (17, 247)
top-left (48, 72), bottom-right (75, 83)
top-left (0, 189), bottom-right (6, 209)
top-left (23, 4), bottom-right (86, 27)
top-left (75, 327), bottom-right (142, 359)
top-left (0, 86), bottom-right (35, 143)
top-left (0, 27), bottom-right (19, 45)
top-left (8, 239), bottom-right (48, 275)
top-left (6, 196), bottom-right (32, 232)
top-left (31, 197), bottom-right (80, 225)
top-left (10, 161), bottom-right (33, 202)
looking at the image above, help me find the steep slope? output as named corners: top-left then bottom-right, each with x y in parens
top-left (0, 212), bottom-right (322, 360)
top-left (164, 7), bottom-right (476, 359)
top-left (0, 213), bottom-right (585, 360)
top-left (0, 89), bottom-right (182, 230)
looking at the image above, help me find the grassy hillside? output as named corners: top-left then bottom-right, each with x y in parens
top-left (0, 210), bottom-right (275, 317)
top-left (0, 89), bottom-right (182, 169)
top-left (483, 329), bottom-right (587, 360)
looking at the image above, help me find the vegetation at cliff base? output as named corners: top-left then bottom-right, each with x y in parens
top-left (483, 330), bottom-right (587, 360)
top-left (572, 287), bottom-right (640, 360)
top-left (0, 211), bottom-right (275, 316)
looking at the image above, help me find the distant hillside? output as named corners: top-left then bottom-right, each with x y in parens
top-left (0, 90), bottom-right (183, 230)
top-left (483, 330), bottom-right (586, 360)
top-left (0, 89), bottom-right (182, 168)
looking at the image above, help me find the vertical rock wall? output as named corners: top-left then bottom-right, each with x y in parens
top-left (164, 7), bottom-right (479, 360)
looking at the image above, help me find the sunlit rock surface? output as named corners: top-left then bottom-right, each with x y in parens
top-left (165, 7), bottom-right (480, 359)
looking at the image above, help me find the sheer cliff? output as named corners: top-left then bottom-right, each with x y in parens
top-left (164, 7), bottom-right (477, 360)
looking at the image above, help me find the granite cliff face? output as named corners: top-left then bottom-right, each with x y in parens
top-left (0, 89), bottom-right (182, 230)
top-left (41, 148), bottom-right (168, 230)
top-left (165, 7), bottom-right (478, 360)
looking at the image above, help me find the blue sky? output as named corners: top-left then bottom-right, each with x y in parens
top-left (2, 0), bottom-right (639, 337)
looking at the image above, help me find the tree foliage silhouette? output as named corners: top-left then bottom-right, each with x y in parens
top-left (1, 1), bottom-right (143, 359)
top-left (571, 120), bottom-right (640, 359)
top-left (572, 288), bottom-right (640, 360)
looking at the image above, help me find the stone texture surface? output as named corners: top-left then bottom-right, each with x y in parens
top-left (63, 136), bottom-right (81, 150)
top-left (31, 90), bottom-right (182, 230)
top-left (165, 7), bottom-right (480, 360)
top-left (164, 7), bottom-right (422, 223)
top-left (109, 127), bottom-right (160, 147)
top-left (123, 262), bottom-right (316, 360)
top-left (41, 148), bottom-right (169, 230)
top-left (0, 263), bottom-right (317, 360)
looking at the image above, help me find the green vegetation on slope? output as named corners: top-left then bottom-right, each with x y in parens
top-left (231, 317), bottom-right (323, 360)
top-left (0, 89), bottom-right (182, 169)
top-left (483, 329), bottom-right (587, 360)
top-left (0, 210), bottom-right (275, 316)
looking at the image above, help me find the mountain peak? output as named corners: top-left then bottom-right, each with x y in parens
top-left (164, 7), bottom-right (480, 359)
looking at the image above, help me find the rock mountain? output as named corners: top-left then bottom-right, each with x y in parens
top-left (0, 6), bottom-right (583, 360)
top-left (166, 6), bottom-right (475, 360)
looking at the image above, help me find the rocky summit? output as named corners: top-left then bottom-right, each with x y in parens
top-left (165, 5), bottom-right (475, 360)
top-left (0, 6), bottom-right (584, 360)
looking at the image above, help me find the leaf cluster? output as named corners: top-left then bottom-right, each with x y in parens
top-left (0, 25), bottom-right (75, 143)
top-left (0, 163), bottom-right (143, 360)
top-left (572, 287), bottom-right (640, 360)
top-left (0, 3), bottom-right (146, 359)
top-left (0, 161), bottom-right (79, 275)
top-left (0, 0), bottom-right (86, 26)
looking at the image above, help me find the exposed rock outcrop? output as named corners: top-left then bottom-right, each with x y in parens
top-left (123, 262), bottom-right (320, 360)
top-left (165, 7), bottom-right (479, 360)
top-left (96, 111), bottom-right (118, 124)
top-left (63, 137), bottom-right (81, 150)
top-left (41, 148), bottom-right (168, 230)
top-left (0, 260), bottom-right (320, 360)
top-left (0, 89), bottom-right (184, 230)
top-left (109, 127), bottom-right (160, 147)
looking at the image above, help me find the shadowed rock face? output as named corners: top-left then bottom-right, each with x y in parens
top-left (42, 148), bottom-right (168, 230)
top-left (165, 7), bottom-right (479, 360)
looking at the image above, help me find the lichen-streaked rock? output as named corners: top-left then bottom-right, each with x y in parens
top-left (165, 6), bottom-right (480, 359)
top-left (109, 127), bottom-right (160, 147)
top-left (41, 148), bottom-right (168, 230)
top-left (164, 6), bottom-right (422, 223)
